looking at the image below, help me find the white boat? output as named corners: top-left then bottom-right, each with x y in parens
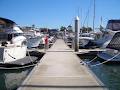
top-left (48, 36), bottom-right (55, 43)
top-left (23, 29), bottom-right (44, 48)
top-left (79, 33), bottom-right (94, 47)
top-left (0, 18), bottom-right (27, 64)
top-left (97, 20), bottom-right (120, 62)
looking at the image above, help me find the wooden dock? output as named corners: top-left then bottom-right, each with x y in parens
top-left (18, 39), bottom-right (107, 90)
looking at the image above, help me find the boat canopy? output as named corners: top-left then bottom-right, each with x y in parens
top-left (106, 20), bottom-right (120, 31)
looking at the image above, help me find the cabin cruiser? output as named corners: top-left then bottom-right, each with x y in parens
top-left (23, 29), bottom-right (44, 48)
top-left (0, 18), bottom-right (27, 64)
top-left (97, 20), bottom-right (120, 62)
top-left (79, 33), bottom-right (94, 47)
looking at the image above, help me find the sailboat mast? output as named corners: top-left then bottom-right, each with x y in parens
top-left (100, 16), bottom-right (103, 26)
top-left (93, 0), bottom-right (95, 32)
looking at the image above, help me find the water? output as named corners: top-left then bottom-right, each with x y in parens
top-left (91, 64), bottom-right (120, 90)
top-left (79, 55), bottom-right (120, 90)
top-left (0, 67), bottom-right (33, 90)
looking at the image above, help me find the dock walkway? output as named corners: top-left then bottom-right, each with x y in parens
top-left (18, 39), bottom-right (106, 90)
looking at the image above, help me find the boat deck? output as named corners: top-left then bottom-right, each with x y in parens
top-left (17, 39), bottom-right (107, 90)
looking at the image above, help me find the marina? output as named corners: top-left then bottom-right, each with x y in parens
top-left (0, 0), bottom-right (120, 90)
top-left (0, 17), bottom-right (120, 90)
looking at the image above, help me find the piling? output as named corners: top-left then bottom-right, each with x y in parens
top-left (74, 16), bottom-right (80, 52)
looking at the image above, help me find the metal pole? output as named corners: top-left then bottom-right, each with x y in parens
top-left (93, 0), bottom-right (95, 32)
top-left (74, 16), bottom-right (80, 52)
top-left (64, 29), bottom-right (67, 43)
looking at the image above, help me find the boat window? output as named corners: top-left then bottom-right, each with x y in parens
top-left (106, 22), bottom-right (120, 31)
top-left (13, 33), bottom-right (22, 37)
top-left (80, 34), bottom-right (90, 37)
top-left (0, 24), bottom-right (5, 28)
top-left (107, 32), bottom-right (120, 51)
top-left (8, 34), bottom-right (12, 41)
top-left (0, 33), bottom-right (8, 41)
top-left (0, 33), bottom-right (17, 41)
top-left (0, 25), bottom-right (3, 28)
top-left (22, 41), bottom-right (27, 46)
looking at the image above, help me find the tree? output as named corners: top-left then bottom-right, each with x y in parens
top-left (32, 24), bottom-right (35, 30)
top-left (67, 25), bottom-right (73, 32)
top-left (81, 27), bottom-right (92, 33)
top-left (60, 26), bottom-right (66, 31)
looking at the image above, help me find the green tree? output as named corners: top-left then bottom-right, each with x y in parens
top-left (60, 26), bottom-right (66, 31)
top-left (67, 25), bottom-right (73, 32)
top-left (81, 27), bottom-right (92, 33)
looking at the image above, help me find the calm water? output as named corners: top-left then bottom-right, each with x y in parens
top-left (79, 55), bottom-right (120, 90)
top-left (0, 67), bottom-right (33, 90)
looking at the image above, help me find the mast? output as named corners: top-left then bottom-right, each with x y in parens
top-left (100, 16), bottom-right (104, 32)
top-left (92, 0), bottom-right (95, 32)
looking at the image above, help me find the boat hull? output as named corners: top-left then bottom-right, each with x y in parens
top-left (0, 45), bottom-right (27, 63)
top-left (97, 49), bottom-right (120, 62)
top-left (27, 36), bottom-right (43, 48)
top-left (79, 37), bottom-right (94, 47)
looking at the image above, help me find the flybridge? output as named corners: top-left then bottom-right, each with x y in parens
top-left (0, 17), bottom-right (16, 25)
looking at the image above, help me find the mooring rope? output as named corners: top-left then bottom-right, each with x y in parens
top-left (86, 56), bottom-right (98, 64)
top-left (91, 52), bottom-right (120, 67)
top-left (7, 52), bottom-right (16, 59)
top-left (27, 50), bottom-right (34, 65)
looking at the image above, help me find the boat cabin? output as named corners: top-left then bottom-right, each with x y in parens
top-left (106, 20), bottom-right (120, 31)
top-left (0, 17), bottom-right (24, 46)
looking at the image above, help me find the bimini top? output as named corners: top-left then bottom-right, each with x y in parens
top-left (106, 20), bottom-right (120, 31)
top-left (0, 17), bottom-right (16, 25)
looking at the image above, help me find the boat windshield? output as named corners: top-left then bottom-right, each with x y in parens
top-left (13, 33), bottom-right (23, 37)
top-left (0, 33), bottom-right (23, 41)
top-left (106, 20), bottom-right (120, 31)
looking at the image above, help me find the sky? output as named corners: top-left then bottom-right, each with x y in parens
top-left (0, 0), bottom-right (120, 29)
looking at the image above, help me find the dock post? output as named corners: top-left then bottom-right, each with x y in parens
top-left (74, 16), bottom-right (80, 52)
top-left (72, 37), bottom-right (75, 49)
top-left (64, 29), bottom-right (67, 43)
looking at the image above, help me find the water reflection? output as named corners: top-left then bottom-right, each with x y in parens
top-left (0, 67), bottom-right (33, 90)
